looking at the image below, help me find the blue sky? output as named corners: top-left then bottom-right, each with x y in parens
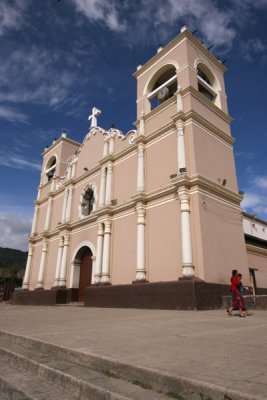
top-left (0, 0), bottom-right (267, 251)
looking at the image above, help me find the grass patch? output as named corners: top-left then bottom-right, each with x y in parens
top-left (132, 379), bottom-right (152, 390)
top-left (103, 370), bottom-right (120, 379)
top-left (165, 391), bottom-right (185, 400)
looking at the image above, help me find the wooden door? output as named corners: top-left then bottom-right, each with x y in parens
top-left (78, 248), bottom-right (92, 302)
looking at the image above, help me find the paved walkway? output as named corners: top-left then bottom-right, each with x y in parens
top-left (0, 304), bottom-right (266, 399)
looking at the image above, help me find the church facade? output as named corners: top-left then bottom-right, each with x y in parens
top-left (14, 26), bottom-right (267, 309)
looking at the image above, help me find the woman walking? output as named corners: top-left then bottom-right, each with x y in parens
top-left (227, 269), bottom-right (246, 317)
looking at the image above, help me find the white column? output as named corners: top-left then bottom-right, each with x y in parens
top-left (176, 121), bottom-right (186, 173)
top-left (53, 236), bottom-right (64, 287)
top-left (139, 112), bottom-right (145, 136)
top-left (36, 241), bottom-right (48, 289)
top-left (44, 197), bottom-right (52, 231)
top-left (22, 245), bottom-right (33, 289)
top-left (59, 235), bottom-right (70, 287)
top-left (105, 163), bottom-right (113, 205)
top-left (178, 187), bottom-right (195, 277)
top-left (137, 143), bottom-right (145, 192)
top-left (101, 220), bottom-right (111, 283)
top-left (31, 205), bottom-right (39, 235)
top-left (94, 223), bottom-right (104, 283)
top-left (103, 137), bottom-right (109, 157)
top-left (61, 188), bottom-right (68, 223)
top-left (99, 166), bottom-right (107, 207)
top-left (71, 161), bottom-right (77, 179)
top-left (136, 204), bottom-right (146, 281)
top-left (176, 86), bottom-right (183, 112)
top-left (65, 186), bottom-right (73, 223)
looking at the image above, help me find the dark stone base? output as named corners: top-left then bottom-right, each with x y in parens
top-left (11, 288), bottom-right (79, 306)
top-left (84, 280), bottom-right (232, 310)
top-left (222, 294), bottom-right (267, 310)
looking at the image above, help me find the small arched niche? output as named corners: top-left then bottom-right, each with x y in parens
top-left (147, 65), bottom-right (177, 110)
top-left (45, 156), bottom-right (56, 182)
top-left (196, 63), bottom-right (217, 103)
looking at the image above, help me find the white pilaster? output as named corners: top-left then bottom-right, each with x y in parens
top-left (37, 187), bottom-right (41, 200)
top-left (22, 245), bottom-right (33, 289)
top-left (139, 112), bottom-right (145, 136)
top-left (109, 135), bottom-right (115, 155)
top-left (59, 235), bottom-right (70, 287)
top-left (31, 205), bottom-right (39, 235)
top-left (101, 220), bottom-right (111, 283)
top-left (94, 223), bottom-right (104, 283)
top-left (61, 188), bottom-right (68, 223)
top-left (178, 188), bottom-right (195, 277)
top-left (44, 197), bottom-right (52, 231)
top-left (71, 161), bottom-right (77, 179)
top-left (67, 165), bottom-right (72, 180)
top-left (176, 121), bottom-right (186, 173)
top-left (99, 166), bottom-right (107, 207)
top-left (51, 178), bottom-right (57, 192)
top-left (136, 204), bottom-right (146, 281)
top-left (53, 236), bottom-right (64, 287)
top-left (65, 186), bottom-right (73, 223)
top-left (137, 143), bottom-right (145, 192)
top-left (176, 86), bottom-right (183, 112)
top-left (103, 137), bottom-right (109, 157)
top-left (91, 256), bottom-right (97, 284)
top-left (105, 163), bottom-right (113, 206)
top-left (36, 241), bottom-right (48, 289)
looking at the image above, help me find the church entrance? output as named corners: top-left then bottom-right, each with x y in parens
top-left (78, 247), bottom-right (93, 302)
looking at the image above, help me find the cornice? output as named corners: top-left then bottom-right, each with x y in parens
top-left (170, 174), bottom-right (243, 205)
top-left (42, 136), bottom-right (80, 157)
top-left (182, 110), bottom-right (234, 146)
top-left (246, 244), bottom-right (267, 257)
top-left (133, 30), bottom-right (225, 79)
top-left (182, 86), bottom-right (233, 124)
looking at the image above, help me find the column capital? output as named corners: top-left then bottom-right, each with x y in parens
top-left (59, 236), bottom-right (64, 247)
top-left (138, 142), bottom-right (145, 152)
top-left (104, 220), bottom-right (112, 234)
top-left (97, 222), bottom-right (104, 235)
top-left (63, 234), bottom-right (70, 246)
top-left (42, 241), bottom-right (48, 252)
top-left (176, 120), bottom-right (184, 132)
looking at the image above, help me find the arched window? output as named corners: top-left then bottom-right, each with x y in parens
top-left (197, 64), bottom-right (216, 102)
top-left (81, 186), bottom-right (94, 217)
top-left (45, 156), bottom-right (56, 182)
top-left (147, 66), bottom-right (177, 109)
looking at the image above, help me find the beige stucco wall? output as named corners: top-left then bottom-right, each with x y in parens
top-left (146, 198), bottom-right (182, 282)
top-left (146, 129), bottom-right (177, 192)
top-left (111, 212), bottom-right (136, 284)
top-left (194, 192), bottom-right (250, 285)
top-left (113, 153), bottom-right (137, 203)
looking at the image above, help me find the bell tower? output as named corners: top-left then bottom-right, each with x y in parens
top-left (133, 25), bottom-right (249, 284)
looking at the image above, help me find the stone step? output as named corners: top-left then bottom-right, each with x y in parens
top-left (0, 331), bottom-right (167, 400)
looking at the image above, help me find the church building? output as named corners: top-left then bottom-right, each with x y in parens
top-left (14, 26), bottom-right (267, 309)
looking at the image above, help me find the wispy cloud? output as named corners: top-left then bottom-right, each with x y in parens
top-left (71, 0), bottom-right (126, 32)
top-left (0, 0), bottom-right (28, 37)
top-left (239, 38), bottom-right (267, 63)
top-left (0, 105), bottom-right (29, 123)
top-left (0, 213), bottom-right (31, 251)
top-left (0, 149), bottom-right (41, 171)
top-left (241, 175), bottom-right (267, 218)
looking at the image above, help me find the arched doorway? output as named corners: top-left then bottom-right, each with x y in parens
top-left (76, 246), bottom-right (93, 302)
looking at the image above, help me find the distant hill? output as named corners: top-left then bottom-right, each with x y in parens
top-left (0, 247), bottom-right (28, 270)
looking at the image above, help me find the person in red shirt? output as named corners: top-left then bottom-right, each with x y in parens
top-left (227, 269), bottom-right (246, 317)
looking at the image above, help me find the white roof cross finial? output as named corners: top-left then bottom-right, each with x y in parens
top-left (88, 107), bottom-right (101, 128)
